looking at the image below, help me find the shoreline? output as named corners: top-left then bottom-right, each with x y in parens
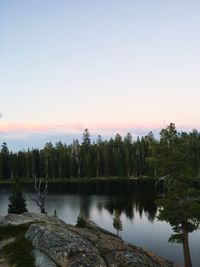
top-left (0, 176), bottom-right (154, 184)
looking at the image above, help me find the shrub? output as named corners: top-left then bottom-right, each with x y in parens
top-left (76, 212), bottom-right (87, 228)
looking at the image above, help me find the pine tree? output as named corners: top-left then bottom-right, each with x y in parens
top-left (1, 142), bottom-right (10, 179)
top-left (157, 178), bottom-right (200, 267)
top-left (113, 210), bottom-right (123, 236)
top-left (153, 123), bottom-right (200, 267)
top-left (8, 182), bottom-right (28, 214)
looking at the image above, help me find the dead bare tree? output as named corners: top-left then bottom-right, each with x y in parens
top-left (32, 177), bottom-right (48, 213)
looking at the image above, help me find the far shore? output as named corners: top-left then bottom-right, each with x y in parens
top-left (0, 176), bottom-right (154, 184)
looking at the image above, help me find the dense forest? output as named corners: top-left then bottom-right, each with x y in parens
top-left (0, 123), bottom-right (200, 180)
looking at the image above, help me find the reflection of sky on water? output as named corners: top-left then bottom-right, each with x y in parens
top-left (0, 192), bottom-right (200, 267)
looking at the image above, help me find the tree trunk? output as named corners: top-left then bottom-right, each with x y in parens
top-left (182, 227), bottom-right (192, 267)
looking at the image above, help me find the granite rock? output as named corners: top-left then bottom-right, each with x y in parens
top-left (0, 213), bottom-right (178, 267)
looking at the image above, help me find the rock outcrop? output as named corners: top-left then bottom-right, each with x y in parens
top-left (0, 213), bottom-right (178, 267)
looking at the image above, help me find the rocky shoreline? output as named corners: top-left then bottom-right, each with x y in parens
top-left (0, 213), bottom-right (178, 267)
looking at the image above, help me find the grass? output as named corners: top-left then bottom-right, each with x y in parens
top-left (2, 235), bottom-right (35, 267)
top-left (0, 223), bottom-right (35, 267)
top-left (0, 223), bottom-right (31, 241)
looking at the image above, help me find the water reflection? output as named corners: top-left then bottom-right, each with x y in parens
top-left (102, 193), bottom-right (157, 222)
top-left (79, 195), bottom-right (92, 218)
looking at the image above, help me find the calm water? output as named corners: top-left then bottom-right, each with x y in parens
top-left (0, 185), bottom-right (199, 267)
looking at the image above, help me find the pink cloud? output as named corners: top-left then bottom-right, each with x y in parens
top-left (0, 121), bottom-right (195, 136)
top-left (0, 122), bottom-right (83, 133)
top-left (0, 121), bottom-right (162, 135)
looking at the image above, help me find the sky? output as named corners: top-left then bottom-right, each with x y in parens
top-left (0, 0), bottom-right (200, 150)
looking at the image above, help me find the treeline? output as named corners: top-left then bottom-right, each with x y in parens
top-left (0, 124), bottom-right (200, 179)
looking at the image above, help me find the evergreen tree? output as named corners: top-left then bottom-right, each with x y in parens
top-left (113, 210), bottom-right (123, 236)
top-left (0, 142), bottom-right (10, 179)
top-left (152, 123), bottom-right (200, 267)
top-left (82, 128), bottom-right (91, 146)
top-left (157, 179), bottom-right (200, 267)
top-left (81, 129), bottom-right (92, 177)
top-left (8, 182), bottom-right (28, 214)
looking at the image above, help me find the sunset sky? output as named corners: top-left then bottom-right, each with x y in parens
top-left (1, 0), bottom-right (200, 150)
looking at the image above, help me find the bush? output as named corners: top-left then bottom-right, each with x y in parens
top-left (76, 212), bottom-right (87, 228)
top-left (2, 236), bottom-right (35, 267)
top-left (0, 223), bottom-right (30, 241)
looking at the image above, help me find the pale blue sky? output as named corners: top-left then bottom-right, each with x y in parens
top-left (0, 0), bottom-right (200, 150)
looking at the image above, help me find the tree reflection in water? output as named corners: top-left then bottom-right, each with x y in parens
top-left (98, 189), bottom-right (157, 222)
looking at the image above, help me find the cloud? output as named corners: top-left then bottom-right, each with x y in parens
top-left (0, 122), bottom-right (83, 134)
top-left (0, 121), bottom-right (161, 135)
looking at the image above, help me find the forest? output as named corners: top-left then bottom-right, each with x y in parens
top-left (0, 123), bottom-right (200, 180)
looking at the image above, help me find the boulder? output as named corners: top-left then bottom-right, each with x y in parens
top-left (0, 212), bottom-right (64, 227)
top-left (32, 249), bottom-right (57, 267)
top-left (0, 213), bottom-right (178, 267)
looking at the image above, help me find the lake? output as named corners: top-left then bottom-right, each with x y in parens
top-left (0, 180), bottom-right (199, 267)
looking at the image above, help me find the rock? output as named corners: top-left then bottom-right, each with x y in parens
top-left (32, 249), bottom-right (57, 267)
top-left (0, 212), bottom-right (65, 227)
top-left (26, 223), bottom-right (107, 267)
top-left (0, 213), bottom-right (178, 267)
